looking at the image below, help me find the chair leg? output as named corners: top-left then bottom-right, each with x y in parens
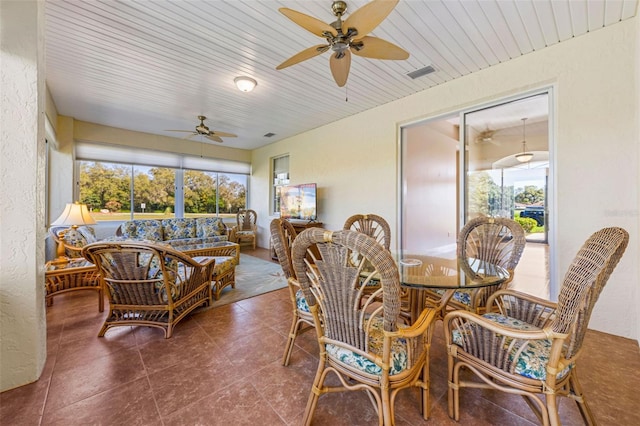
top-left (568, 372), bottom-right (596, 425)
top-left (448, 359), bottom-right (461, 421)
top-left (302, 355), bottom-right (326, 426)
top-left (420, 361), bottom-right (431, 420)
top-left (282, 312), bottom-right (300, 366)
top-left (546, 393), bottom-right (560, 426)
top-left (380, 389), bottom-right (392, 426)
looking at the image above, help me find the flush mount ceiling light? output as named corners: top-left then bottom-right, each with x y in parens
top-left (234, 76), bottom-right (257, 92)
top-left (515, 117), bottom-right (534, 163)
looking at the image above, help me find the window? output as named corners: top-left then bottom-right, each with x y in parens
top-left (184, 170), bottom-right (247, 216)
top-left (133, 165), bottom-right (175, 218)
top-left (272, 154), bottom-right (289, 215)
top-left (75, 142), bottom-right (251, 221)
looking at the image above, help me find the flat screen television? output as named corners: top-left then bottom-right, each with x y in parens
top-left (280, 183), bottom-right (317, 221)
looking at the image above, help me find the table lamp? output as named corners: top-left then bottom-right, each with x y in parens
top-left (50, 202), bottom-right (96, 265)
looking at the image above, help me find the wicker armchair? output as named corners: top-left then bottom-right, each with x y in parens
top-left (82, 241), bottom-right (216, 338)
top-left (449, 216), bottom-right (526, 313)
top-left (444, 227), bottom-right (628, 425)
top-left (291, 228), bottom-right (438, 425)
top-left (49, 225), bottom-right (98, 260)
top-left (230, 209), bottom-right (257, 249)
top-left (270, 218), bottom-right (315, 366)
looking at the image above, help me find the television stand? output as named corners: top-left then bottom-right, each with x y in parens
top-left (271, 220), bottom-right (324, 261)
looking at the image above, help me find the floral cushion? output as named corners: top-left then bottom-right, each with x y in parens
top-left (295, 289), bottom-right (310, 313)
top-left (121, 219), bottom-right (229, 244)
top-left (162, 218), bottom-right (196, 240)
top-left (326, 316), bottom-right (408, 376)
top-left (121, 220), bottom-right (164, 241)
top-left (212, 256), bottom-right (236, 276)
top-left (235, 230), bottom-right (255, 236)
top-left (196, 217), bottom-right (227, 238)
top-left (452, 313), bottom-right (573, 380)
top-left (452, 289), bottom-right (472, 306)
top-left (64, 226), bottom-right (97, 257)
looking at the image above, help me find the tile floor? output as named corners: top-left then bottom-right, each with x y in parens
top-left (1, 248), bottom-right (639, 425)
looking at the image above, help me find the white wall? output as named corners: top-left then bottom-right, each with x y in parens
top-left (403, 121), bottom-right (458, 253)
top-left (252, 18), bottom-right (639, 340)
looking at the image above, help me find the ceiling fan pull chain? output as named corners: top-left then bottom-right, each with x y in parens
top-left (345, 84), bottom-right (348, 102)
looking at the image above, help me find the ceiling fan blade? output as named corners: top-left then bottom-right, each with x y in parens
top-left (276, 44), bottom-right (330, 70)
top-left (206, 134), bottom-right (224, 143)
top-left (165, 129), bottom-right (194, 133)
top-left (279, 8), bottom-right (337, 37)
top-left (330, 49), bottom-right (351, 87)
top-left (183, 133), bottom-right (198, 140)
top-left (343, 0), bottom-right (399, 38)
top-left (211, 131), bottom-right (237, 138)
top-left (351, 36), bottom-right (409, 60)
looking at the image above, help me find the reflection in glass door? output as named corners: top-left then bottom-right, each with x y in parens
top-left (462, 92), bottom-right (551, 298)
top-left (462, 93), bottom-right (549, 243)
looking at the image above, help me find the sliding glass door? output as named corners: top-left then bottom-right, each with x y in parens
top-left (400, 89), bottom-right (555, 298)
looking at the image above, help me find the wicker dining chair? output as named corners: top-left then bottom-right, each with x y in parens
top-left (231, 209), bottom-right (258, 249)
top-left (291, 228), bottom-right (438, 425)
top-left (82, 241), bottom-right (216, 338)
top-left (450, 216), bottom-right (526, 313)
top-left (270, 218), bottom-right (315, 366)
top-left (343, 213), bottom-right (392, 250)
top-left (444, 227), bottom-right (628, 426)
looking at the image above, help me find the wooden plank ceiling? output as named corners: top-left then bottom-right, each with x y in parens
top-left (45, 0), bottom-right (637, 150)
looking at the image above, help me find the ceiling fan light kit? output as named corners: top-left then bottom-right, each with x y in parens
top-left (234, 76), bottom-right (257, 92)
top-left (276, 0), bottom-right (409, 87)
top-left (515, 117), bottom-right (533, 163)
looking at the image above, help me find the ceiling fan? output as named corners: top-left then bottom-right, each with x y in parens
top-left (276, 0), bottom-right (409, 87)
top-left (165, 115), bottom-right (237, 143)
top-left (474, 127), bottom-right (502, 145)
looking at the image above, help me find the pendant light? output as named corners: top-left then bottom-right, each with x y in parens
top-left (515, 117), bottom-right (534, 163)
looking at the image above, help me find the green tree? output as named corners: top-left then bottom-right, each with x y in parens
top-left (218, 175), bottom-right (246, 213)
top-left (147, 167), bottom-right (175, 211)
top-left (184, 170), bottom-right (216, 213)
top-left (79, 162), bottom-right (130, 211)
top-left (133, 171), bottom-right (153, 213)
top-left (515, 185), bottom-right (545, 205)
top-left (467, 171), bottom-right (515, 218)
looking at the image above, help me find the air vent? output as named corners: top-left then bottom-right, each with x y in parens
top-left (407, 65), bottom-right (435, 79)
top-left (264, 132), bottom-right (276, 137)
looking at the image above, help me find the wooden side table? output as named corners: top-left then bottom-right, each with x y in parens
top-left (45, 259), bottom-right (103, 312)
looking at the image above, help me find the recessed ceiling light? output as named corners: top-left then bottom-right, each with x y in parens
top-left (234, 76), bottom-right (257, 92)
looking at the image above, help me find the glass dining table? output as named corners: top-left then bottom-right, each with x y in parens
top-left (398, 254), bottom-right (511, 322)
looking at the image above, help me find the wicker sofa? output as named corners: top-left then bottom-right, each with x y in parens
top-left (115, 217), bottom-right (229, 247)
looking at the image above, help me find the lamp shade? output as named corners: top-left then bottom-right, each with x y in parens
top-left (234, 76), bottom-right (257, 92)
top-left (51, 202), bottom-right (97, 227)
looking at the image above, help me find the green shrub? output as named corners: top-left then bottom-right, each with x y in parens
top-left (515, 216), bottom-right (537, 233)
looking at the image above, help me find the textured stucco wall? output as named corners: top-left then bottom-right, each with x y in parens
top-left (0, 1), bottom-right (48, 391)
